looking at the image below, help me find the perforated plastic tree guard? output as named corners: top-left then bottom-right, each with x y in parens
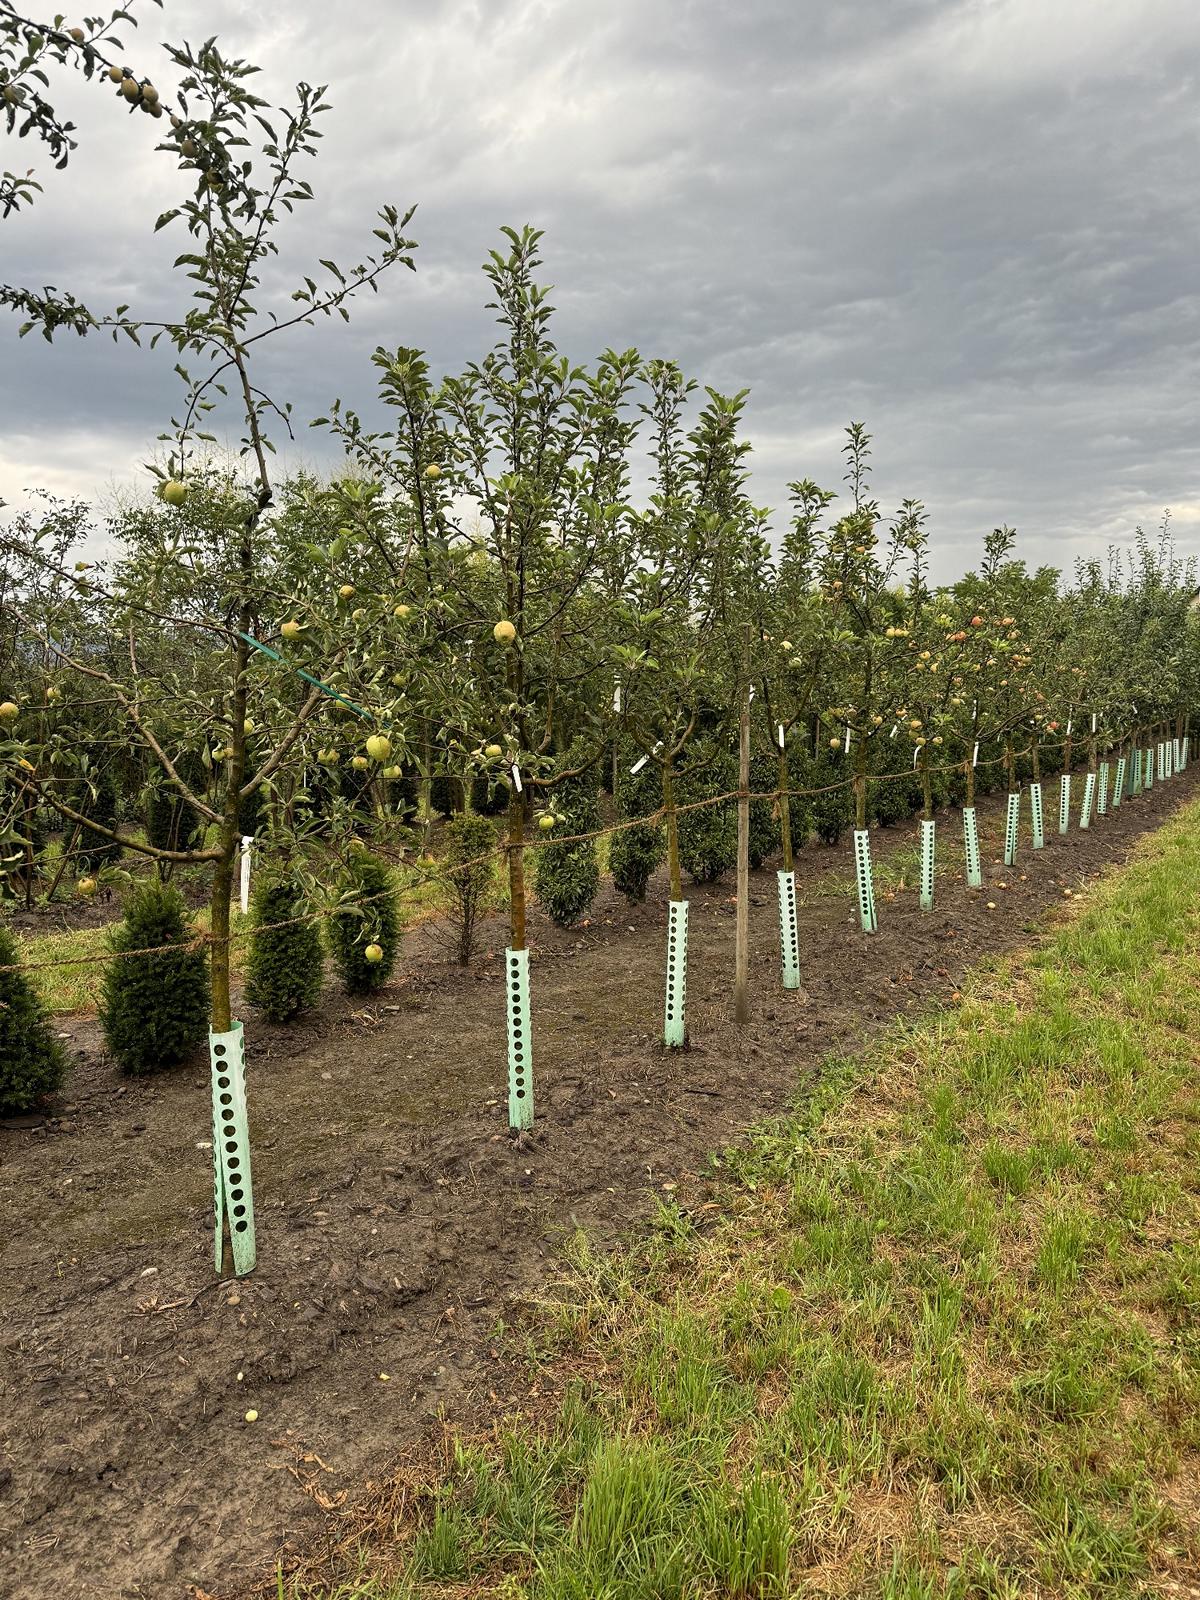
top-left (919, 819), bottom-right (935, 912)
top-left (1097, 762), bottom-right (1109, 816)
top-left (505, 947), bottom-right (533, 1129)
top-left (963, 807), bottom-right (982, 888)
top-left (1029, 782), bottom-right (1045, 849)
top-left (1079, 771), bottom-right (1096, 830)
top-left (1059, 774), bottom-right (1071, 835)
top-left (1003, 792), bottom-right (1020, 867)
top-left (664, 900), bottom-right (689, 1047)
top-left (1165, 740), bottom-right (1174, 780)
top-left (210, 1023), bottom-right (255, 1278)
top-left (1144, 748), bottom-right (1154, 791)
top-left (1113, 756), bottom-right (1126, 807)
top-left (853, 830), bottom-right (877, 932)
top-left (776, 871), bottom-right (800, 989)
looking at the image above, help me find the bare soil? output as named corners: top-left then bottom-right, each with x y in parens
top-left (1, 773), bottom-right (1193, 1600)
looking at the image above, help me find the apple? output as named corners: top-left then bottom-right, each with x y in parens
top-left (107, 64), bottom-right (124, 82)
top-left (485, 743), bottom-right (503, 759)
top-left (69, 26), bottom-right (86, 41)
top-left (493, 620), bottom-right (517, 645)
top-left (77, 877), bottom-right (97, 897)
top-left (351, 608), bottom-right (365, 621)
top-left (382, 764), bottom-right (403, 779)
top-left (121, 76), bottom-right (140, 101)
top-left (829, 737), bottom-right (842, 750)
top-left (538, 814), bottom-right (556, 830)
top-left (424, 463), bottom-right (441, 479)
top-left (318, 748), bottom-right (340, 766)
top-left (45, 686), bottom-right (61, 703)
top-left (393, 603), bottom-right (411, 619)
top-left (780, 640), bottom-right (792, 651)
top-left (351, 756), bottom-right (369, 771)
top-left (970, 616), bottom-right (983, 627)
top-left (364, 942), bottom-right (384, 963)
top-left (162, 480), bottom-right (187, 507)
top-left (339, 584), bottom-right (356, 600)
top-left (390, 672), bottom-right (405, 687)
top-left (365, 734), bottom-right (392, 762)
top-left (0, 701), bottom-right (18, 721)
top-left (280, 621), bottom-right (304, 641)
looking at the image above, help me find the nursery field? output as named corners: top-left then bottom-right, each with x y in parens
top-left (1, 771), bottom-right (1196, 1600)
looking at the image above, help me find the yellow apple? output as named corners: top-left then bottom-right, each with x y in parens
top-left (364, 942), bottom-right (384, 963)
top-left (365, 734), bottom-right (392, 762)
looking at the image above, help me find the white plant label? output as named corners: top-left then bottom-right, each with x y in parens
top-left (844, 724), bottom-right (851, 754)
top-left (777, 723), bottom-right (785, 750)
top-left (511, 764), bottom-right (522, 793)
top-left (239, 836), bottom-right (252, 915)
top-left (972, 741), bottom-right (980, 768)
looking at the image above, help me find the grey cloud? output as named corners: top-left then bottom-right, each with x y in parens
top-left (2, 0), bottom-right (1199, 580)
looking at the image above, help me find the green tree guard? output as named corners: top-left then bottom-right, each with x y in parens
top-left (1059, 774), bottom-right (1071, 834)
top-left (1098, 762), bottom-right (1109, 815)
top-left (664, 900), bottom-right (688, 1047)
top-left (1113, 756), bottom-right (1126, 807)
top-left (853, 830), bottom-right (877, 933)
top-left (1144, 748), bottom-right (1154, 790)
top-left (210, 1022), bottom-right (255, 1278)
top-left (1029, 782), bottom-right (1045, 848)
top-left (777, 871), bottom-right (800, 988)
top-left (919, 818), bottom-right (935, 912)
top-left (963, 807), bottom-right (982, 888)
top-left (1003, 791), bottom-right (1020, 867)
top-left (1080, 771), bottom-right (1096, 830)
top-left (505, 948), bottom-right (533, 1130)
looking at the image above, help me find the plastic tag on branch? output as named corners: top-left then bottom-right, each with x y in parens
top-left (777, 723), bottom-right (785, 751)
top-left (238, 836), bottom-right (252, 916)
top-left (511, 764), bottom-right (522, 793)
top-left (972, 741), bottom-right (979, 768)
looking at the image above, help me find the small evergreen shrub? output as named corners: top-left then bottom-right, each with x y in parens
top-left (0, 922), bottom-right (67, 1114)
top-left (100, 880), bottom-right (209, 1076)
top-left (610, 758), bottom-right (664, 902)
top-left (470, 772), bottom-right (509, 816)
top-left (244, 873), bottom-right (323, 1022)
top-left (328, 849), bottom-right (399, 994)
top-left (678, 744), bottom-right (737, 882)
top-left (430, 773), bottom-right (463, 817)
top-left (871, 739), bottom-right (920, 827)
top-left (808, 749), bottom-right (852, 846)
top-left (145, 766), bottom-right (203, 855)
top-left (441, 813), bottom-right (498, 964)
top-left (748, 754), bottom-right (781, 869)
top-left (532, 753), bottom-right (601, 925)
top-left (75, 766), bottom-right (122, 872)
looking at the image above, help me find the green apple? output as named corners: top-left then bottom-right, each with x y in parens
top-left (77, 876), bottom-right (97, 897)
top-left (162, 480), bottom-right (187, 507)
top-left (493, 620), bottom-right (517, 645)
top-left (484, 743), bottom-right (503, 759)
top-left (280, 620), bottom-right (304, 642)
top-left (0, 701), bottom-right (18, 721)
top-left (351, 755), bottom-right (369, 771)
top-left (365, 734), bottom-right (392, 762)
top-left (364, 942), bottom-right (384, 963)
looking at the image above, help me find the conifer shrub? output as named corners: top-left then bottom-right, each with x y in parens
top-left (441, 812), bottom-right (497, 964)
top-left (0, 922), bottom-right (67, 1114)
top-left (75, 766), bottom-right (122, 872)
top-left (328, 849), bottom-right (399, 994)
top-left (610, 757), bottom-right (665, 902)
top-left (678, 744), bottom-right (737, 882)
top-left (532, 753), bottom-right (601, 925)
top-left (871, 739), bottom-right (920, 827)
top-left (244, 872), bottom-right (323, 1022)
top-left (100, 880), bottom-right (209, 1076)
top-left (808, 749), bottom-right (852, 846)
top-left (748, 754), bottom-right (781, 868)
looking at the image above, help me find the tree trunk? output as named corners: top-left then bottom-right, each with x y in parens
top-left (507, 787), bottom-right (527, 951)
top-left (734, 675), bottom-right (750, 1027)
top-left (853, 734), bottom-right (868, 831)
top-left (778, 747), bottom-right (793, 870)
top-left (920, 747), bottom-right (933, 821)
top-left (663, 759), bottom-right (682, 901)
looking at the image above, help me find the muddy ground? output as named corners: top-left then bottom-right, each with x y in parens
top-left (1, 772), bottom-right (1195, 1600)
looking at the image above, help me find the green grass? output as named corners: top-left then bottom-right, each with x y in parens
top-left (291, 796), bottom-right (1200, 1599)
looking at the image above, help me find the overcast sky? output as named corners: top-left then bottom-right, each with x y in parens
top-left (3, 0), bottom-right (1199, 581)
